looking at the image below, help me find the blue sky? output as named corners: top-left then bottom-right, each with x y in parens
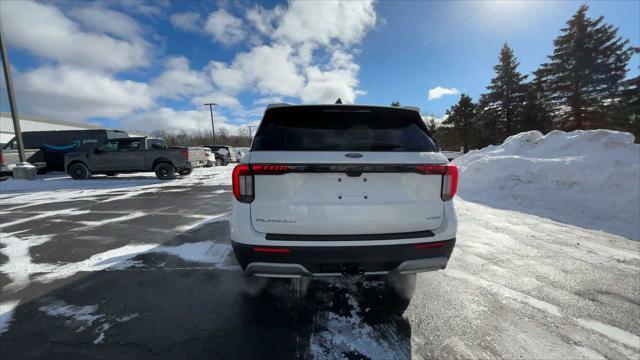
top-left (1, 0), bottom-right (638, 133)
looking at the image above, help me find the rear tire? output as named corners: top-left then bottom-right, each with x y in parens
top-left (178, 168), bottom-right (193, 176)
top-left (68, 163), bottom-right (91, 180)
top-left (154, 163), bottom-right (176, 180)
top-left (37, 167), bottom-right (48, 175)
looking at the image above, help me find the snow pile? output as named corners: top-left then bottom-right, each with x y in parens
top-left (454, 130), bottom-right (640, 240)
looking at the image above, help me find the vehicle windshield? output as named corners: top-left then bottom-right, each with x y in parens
top-left (252, 107), bottom-right (437, 152)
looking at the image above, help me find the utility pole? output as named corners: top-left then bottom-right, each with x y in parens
top-left (246, 125), bottom-right (256, 138)
top-left (1, 19), bottom-right (35, 179)
top-left (204, 102), bottom-right (217, 144)
top-left (0, 21), bottom-right (24, 162)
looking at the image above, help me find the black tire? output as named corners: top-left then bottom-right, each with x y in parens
top-left (105, 172), bottom-right (118, 176)
top-left (154, 162), bottom-right (176, 180)
top-left (178, 168), bottom-right (193, 176)
top-left (37, 167), bottom-right (48, 175)
top-left (68, 163), bottom-right (91, 180)
top-left (215, 158), bottom-right (224, 166)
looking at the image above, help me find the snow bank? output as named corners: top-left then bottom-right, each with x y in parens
top-left (454, 130), bottom-right (640, 240)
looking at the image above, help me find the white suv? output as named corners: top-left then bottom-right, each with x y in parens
top-left (230, 104), bottom-right (458, 280)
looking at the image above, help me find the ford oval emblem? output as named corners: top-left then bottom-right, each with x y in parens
top-left (345, 153), bottom-right (363, 158)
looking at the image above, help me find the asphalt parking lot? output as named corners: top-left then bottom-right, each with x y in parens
top-left (1, 167), bottom-right (639, 359)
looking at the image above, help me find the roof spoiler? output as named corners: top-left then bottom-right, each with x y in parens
top-left (403, 106), bottom-right (420, 113)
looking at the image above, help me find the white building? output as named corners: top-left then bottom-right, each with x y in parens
top-left (0, 112), bottom-right (146, 144)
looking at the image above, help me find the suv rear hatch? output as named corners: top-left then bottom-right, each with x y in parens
top-left (239, 105), bottom-right (455, 236)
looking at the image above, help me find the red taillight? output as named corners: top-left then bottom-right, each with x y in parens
top-left (251, 164), bottom-right (292, 175)
top-left (232, 164), bottom-right (292, 203)
top-left (415, 164), bottom-right (458, 201)
top-left (416, 242), bottom-right (446, 249)
top-left (232, 164), bottom-right (253, 203)
top-left (253, 247), bottom-right (291, 253)
top-left (180, 149), bottom-right (188, 160)
top-left (441, 164), bottom-right (458, 201)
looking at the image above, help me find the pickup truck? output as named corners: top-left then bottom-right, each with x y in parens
top-left (1, 129), bottom-right (130, 176)
top-left (64, 137), bottom-right (207, 180)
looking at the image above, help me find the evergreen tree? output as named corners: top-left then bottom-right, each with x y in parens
top-left (441, 94), bottom-right (477, 152)
top-left (610, 75), bottom-right (640, 138)
top-left (521, 80), bottom-right (552, 133)
top-left (479, 43), bottom-right (528, 142)
top-left (390, 101), bottom-right (401, 107)
top-left (535, 4), bottom-right (633, 130)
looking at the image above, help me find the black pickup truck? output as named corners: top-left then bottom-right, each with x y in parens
top-left (64, 137), bottom-right (207, 180)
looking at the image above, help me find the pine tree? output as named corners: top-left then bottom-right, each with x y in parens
top-left (479, 43), bottom-right (528, 142)
top-left (535, 4), bottom-right (633, 130)
top-left (610, 75), bottom-right (640, 138)
top-left (441, 94), bottom-right (477, 152)
top-left (390, 101), bottom-right (401, 107)
top-left (521, 80), bottom-right (552, 133)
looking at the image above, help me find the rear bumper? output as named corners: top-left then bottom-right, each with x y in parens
top-left (231, 238), bottom-right (455, 278)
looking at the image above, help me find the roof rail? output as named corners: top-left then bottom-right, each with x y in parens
top-left (266, 103), bottom-right (290, 110)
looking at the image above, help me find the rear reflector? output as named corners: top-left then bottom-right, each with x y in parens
top-left (416, 242), bottom-right (446, 249)
top-left (253, 247), bottom-right (291, 253)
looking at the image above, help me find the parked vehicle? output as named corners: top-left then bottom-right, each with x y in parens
top-left (203, 147), bottom-right (216, 167)
top-left (235, 147), bottom-right (250, 162)
top-left (65, 137), bottom-right (207, 180)
top-left (207, 145), bottom-right (234, 166)
top-left (230, 104), bottom-right (458, 295)
top-left (1, 129), bottom-right (129, 174)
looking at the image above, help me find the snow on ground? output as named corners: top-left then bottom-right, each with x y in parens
top-left (39, 299), bottom-right (139, 344)
top-left (0, 223), bottom-right (233, 292)
top-left (0, 166), bottom-right (234, 207)
top-left (454, 130), bottom-right (640, 240)
top-left (0, 300), bottom-right (20, 335)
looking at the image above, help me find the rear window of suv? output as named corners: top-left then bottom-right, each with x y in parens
top-left (252, 106), bottom-right (437, 152)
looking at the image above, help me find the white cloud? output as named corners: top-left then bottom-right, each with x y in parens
top-left (209, 44), bottom-right (305, 97)
top-left (169, 11), bottom-right (202, 33)
top-left (121, 107), bottom-right (248, 134)
top-left (273, 1), bottom-right (376, 46)
top-left (69, 6), bottom-right (143, 41)
top-left (253, 96), bottom-right (285, 105)
top-left (301, 51), bottom-right (362, 104)
top-left (204, 9), bottom-right (246, 45)
top-left (428, 86), bottom-right (460, 101)
top-left (15, 65), bottom-right (153, 121)
top-left (0, 0), bottom-right (148, 71)
top-left (191, 93), bottom-right (241, 109)
top-left (151, 57), bottom-right (212, 99)
top-left (246, 5), bottom-right (284, 35)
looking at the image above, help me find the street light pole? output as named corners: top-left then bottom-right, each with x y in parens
top-left (204, 102), bottom-right (217, 144)
top-left (0, 19), bottom-right (25, 163)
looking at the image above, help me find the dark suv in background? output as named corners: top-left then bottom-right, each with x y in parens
top-left (207, 145), bottom-right (235, 166)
